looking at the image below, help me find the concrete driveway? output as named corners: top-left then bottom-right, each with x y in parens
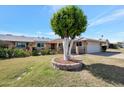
top-left (89, 51), bottom-right (124, 60)
top-left (110, 54), bottom-right (124, 60)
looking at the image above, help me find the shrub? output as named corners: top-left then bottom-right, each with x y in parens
top-left (101, 46), bottom-right (107, 52)
top-left (56, 50), bottom-right (63, 54)
top-left (7, 48), bottom-right (15, 58)
top-left (0, 48), bottom-right (31, 58)
top-left (14, 49), bottom-right (30, 57)
top-left (32, 50), bottom-right (40, 56)
top-left (0, 48), bottom-right (8, 58)
top-left (23, 50), bottom-right (31, 57)
top-left (50, 50), bottom-right (56, 55)
top-left (41, 49), bottom-right (51, 55)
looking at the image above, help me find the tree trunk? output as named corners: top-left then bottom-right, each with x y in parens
top-left (63, 37), bottom-right (70, 61)
top-left (68, 39), bottom-right (74, 58)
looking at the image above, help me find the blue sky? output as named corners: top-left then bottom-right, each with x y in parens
top-left (0, 5), bottom-right (124, 42)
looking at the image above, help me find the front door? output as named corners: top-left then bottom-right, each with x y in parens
top-left (51, 44), bottom-right (56, 49)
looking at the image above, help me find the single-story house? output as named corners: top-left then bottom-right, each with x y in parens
top-left (117, 42), bottom-right (124, 48)
top-left (0, 34), bottom-right (108, 54)
top-left (0, 34), bottom-right (50, 51)
top-left (47, 37), bottom-right (108, 54)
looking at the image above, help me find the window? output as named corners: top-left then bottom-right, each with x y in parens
top-left (37, 43), bottom-right (44, 48)
top-left (76, 42), bottom-right (82, 46)
top-left (16, 42), bottom-right (26, 48)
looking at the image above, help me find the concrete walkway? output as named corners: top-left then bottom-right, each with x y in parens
top-left (110, 54), bottom-right (124, 60)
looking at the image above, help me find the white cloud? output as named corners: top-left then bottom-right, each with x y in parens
top-left (88, 8), bottom-right (124, 28)
top-left (47, 32), bottom-right (55, 35)
top-left (97, 30), bottom-right (124, 42)
top-left (0, 30), bottom-right (24, 36)
top-left (88, 6), bottom-right (116, 23)
top-left (47, 32), bottom-right (59, 38)
top-left (36, 31), bottom-right (59, 39)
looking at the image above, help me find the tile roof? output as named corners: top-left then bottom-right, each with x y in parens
top-left (48, 37), bottom-right (107, 43)
top-left (0, 34), bottom-right (50, 42)
top-left (0, 34), bottom-right (107, 43)
top-left (77, 37), bottom-right (107, 42)
top-left (48, 38), bottom-right (63, 43)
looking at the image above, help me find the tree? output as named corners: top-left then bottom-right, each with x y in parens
top-left (51, 5), bottom-right (87, 61)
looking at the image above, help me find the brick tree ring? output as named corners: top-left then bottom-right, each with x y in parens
top-left (52, 57), bottom-right (85, 71)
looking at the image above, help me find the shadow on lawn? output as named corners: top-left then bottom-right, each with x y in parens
top-left (87, 63), bottom-right (124, 85)
top-left (89, 51), bottom-right (121, 57)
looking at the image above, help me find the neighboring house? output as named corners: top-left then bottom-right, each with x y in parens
top-left (109, 42), bottom-right (119, 49)
top-left (0, 34), bottom-right (108, 54)
top-left (117, 42), bottom-right (124, 48)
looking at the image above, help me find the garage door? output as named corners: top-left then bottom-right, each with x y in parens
top-left (87, 42), bottom-right (101, 53)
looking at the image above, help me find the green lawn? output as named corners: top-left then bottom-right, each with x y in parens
top-left (0, 49), bottom-right (124, 87)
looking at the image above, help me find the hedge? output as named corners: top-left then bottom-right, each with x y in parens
top-left (0, 48), bottom-right (31, 58)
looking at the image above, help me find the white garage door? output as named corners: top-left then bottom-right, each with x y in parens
top-left (87, 42), bottom-right (101, 53)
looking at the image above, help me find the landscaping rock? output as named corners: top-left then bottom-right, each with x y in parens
top-left (52, 57), bottom-right (84, 71)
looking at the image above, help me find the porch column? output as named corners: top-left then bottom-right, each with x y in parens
top-left (44, 43), bottom-right (47, 49)
top-left (56, 43), bottom-right (59, 51)
top-left (84, 41), bottom-right (87, 53)
top-left (76, 46), bottom-right (79, 55)
top-left (29, 42), bottom-right (33, 51)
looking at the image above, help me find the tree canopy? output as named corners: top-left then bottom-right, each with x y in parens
top-left (51, 5), bottom-right (87, 39)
